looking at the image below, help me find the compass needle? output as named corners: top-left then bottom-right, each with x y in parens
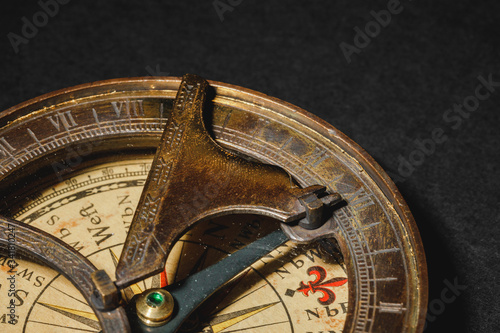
top-left (0, 75), bottom-right (426, 332)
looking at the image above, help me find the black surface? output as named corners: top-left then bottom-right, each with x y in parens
top-left (0, 1), bottom-right (498, 332)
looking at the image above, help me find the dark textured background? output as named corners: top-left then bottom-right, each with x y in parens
top-left (0, 1), bottom-right (498, 332)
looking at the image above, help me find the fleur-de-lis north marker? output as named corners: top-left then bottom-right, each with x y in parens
top-left (297, 266), bottom-right (348, 305)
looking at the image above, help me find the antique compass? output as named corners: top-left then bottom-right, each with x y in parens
top-left (0, 74), bottom-right (427, 332)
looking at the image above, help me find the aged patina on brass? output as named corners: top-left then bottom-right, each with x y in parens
top-left (116, 74), bottom-right (342, 288)
top-left (0, 216), bottom-right (130, 332)
top-left (0, 74), bottom-right (427, 332)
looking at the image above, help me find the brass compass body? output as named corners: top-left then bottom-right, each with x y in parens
top-left (0, 75), bottom-right (427, 332)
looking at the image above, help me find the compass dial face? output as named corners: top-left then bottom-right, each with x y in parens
top-left (0, 78), bottom-right (427, 332)
top-left (1, 158), bottom-right (348, 332)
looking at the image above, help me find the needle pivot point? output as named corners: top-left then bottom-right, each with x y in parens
top-left (136, 288), bottom-right (175, 327)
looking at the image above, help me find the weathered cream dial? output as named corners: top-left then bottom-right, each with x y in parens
top-left (1, 158), bottom-right (348, 332)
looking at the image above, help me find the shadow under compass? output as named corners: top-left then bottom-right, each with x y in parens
top-left (399, 186), bottom-right (468, 333)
